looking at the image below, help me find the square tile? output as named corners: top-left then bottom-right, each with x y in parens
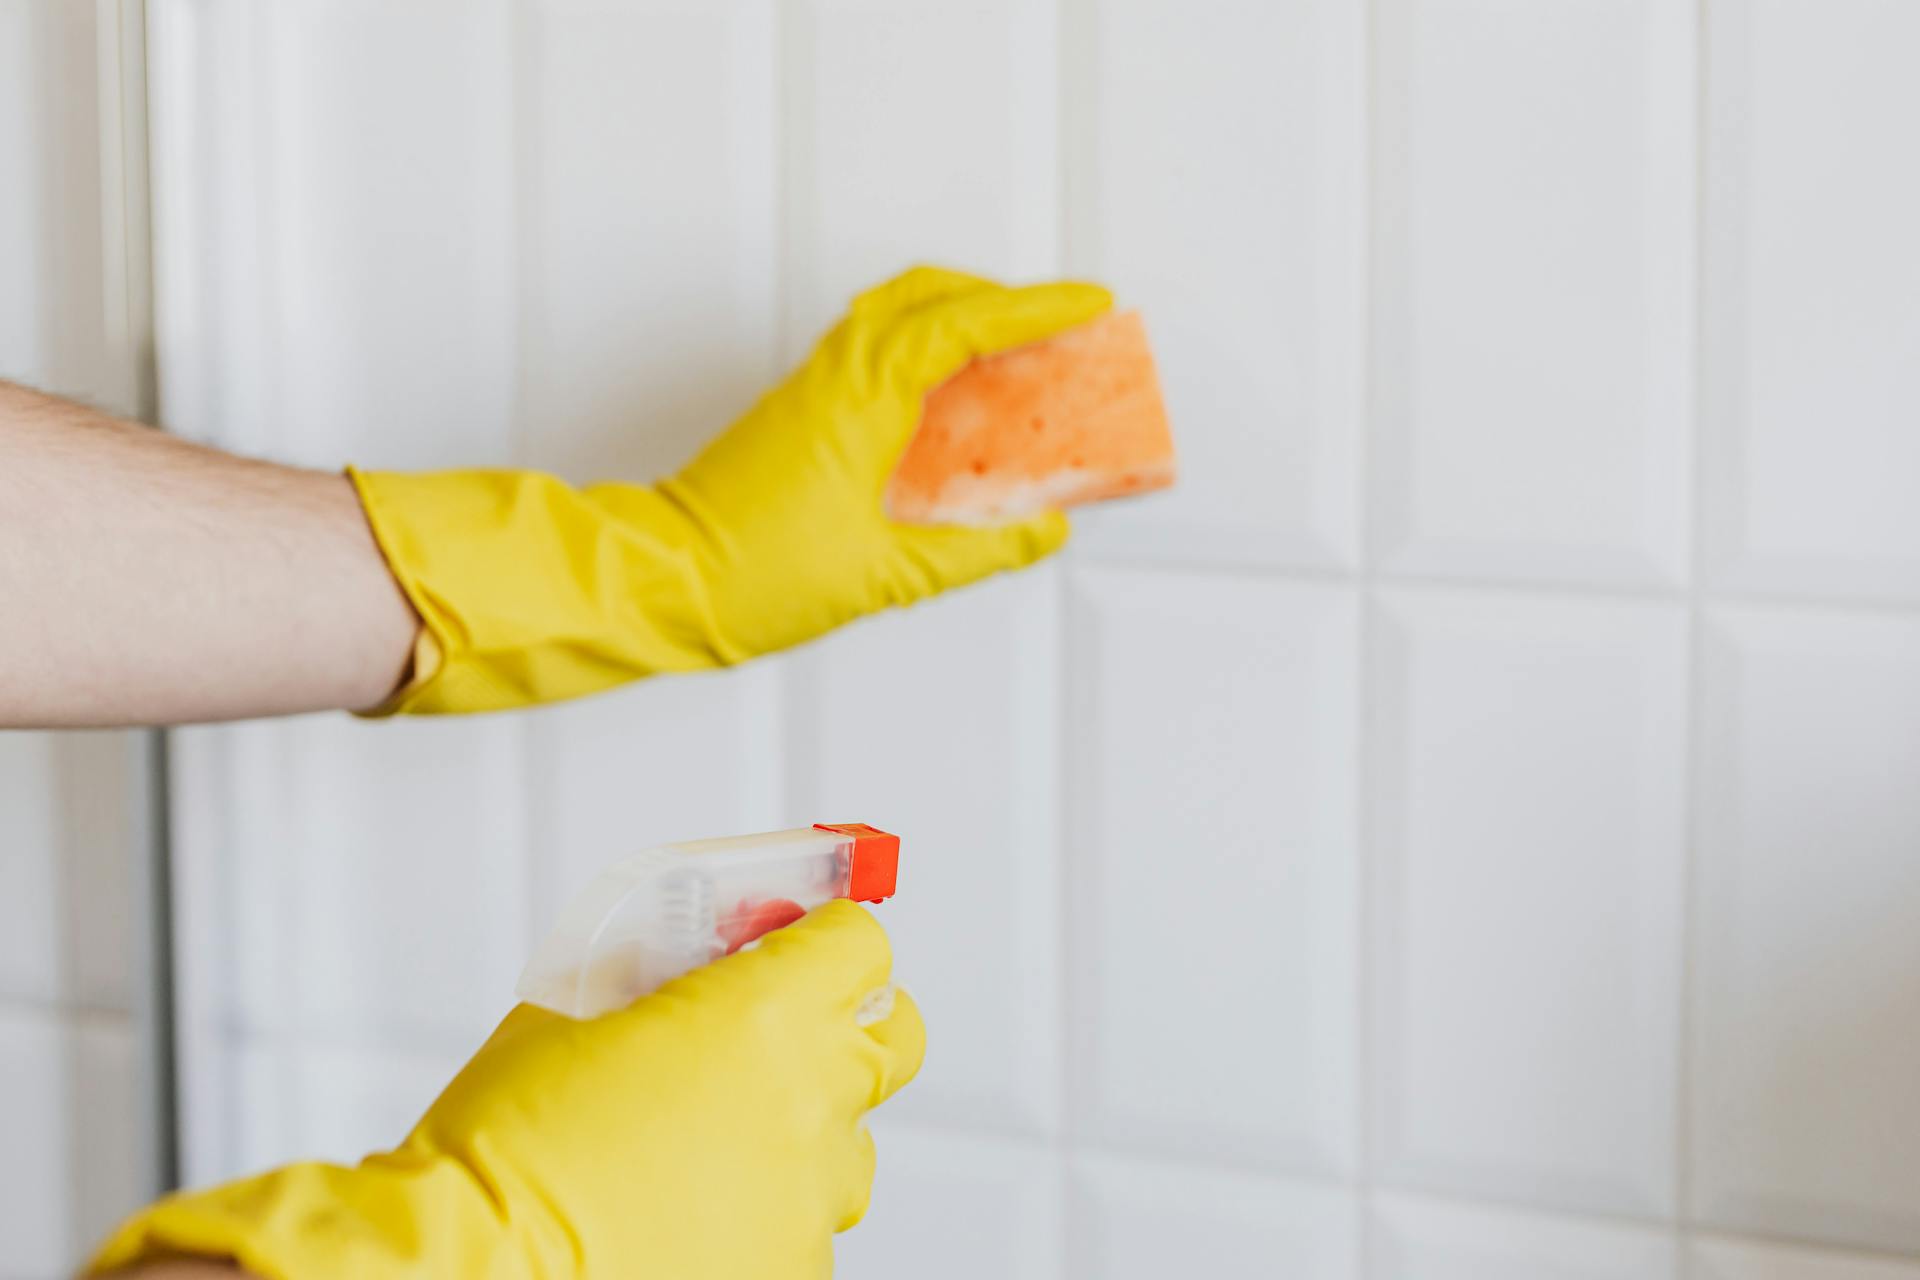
top-left (837, 1123), bottom-right (1060, 1280)
top-left (1370, 1192), bottom-right (1676, 1279)
top-left (1069, 569), bottom-right (1358, 1174)
top-left (1372, 0), bottom-right (1694, 586)
top-left (1702, 0), bottom-right (1920, 603)
top-left (1371, 587), bottom-right (1687, 1217)
top-left (1691, 608), bottom-right (1920, 1252)
top-left (1065, 0), bottom-right (1365, 568)
top-left (1070, 1153), bottom-right (1357, 1278)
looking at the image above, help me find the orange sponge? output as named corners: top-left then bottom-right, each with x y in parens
top-left (885, 309), bottom-right (1175, 526)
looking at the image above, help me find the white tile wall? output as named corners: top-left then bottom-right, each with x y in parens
top-left (1691, 1237), bottom-right (1920, 1280)
top-left (515, 0), bottom-right (778, 485)
top-left (1691, 608), bottom-right (1920, 1254)
top-left (1063, 0), bottom-right (1366, 569)
top-left (783, 0), bottom-right (1059, 344)
top-left (1371, 587), bottom-right (1687, 1217)
top-left (1068, 569), bottom-right (1358, 1175)
top-left (1070, 1153), bottom-right (1359, 1277)
top-left (114, 0), bottom-right (1920, 1275)
top-left (837, 1123), bottom-right (1061, 1280)
top-left (1372, 0), bottom-right (1694, 588)
top-left (1701, 0), bottom-right (1920, 605)
top-left (0, 733), bottom-right (136, 1013)
top-left (0, 733), bottom-right (61, 1003)
top-left (1370, 1191), bottom-right (1677, 1280)
top-left (225, 1034), bottom-right (468, 1175)
top-left (1, 4), bottom-right (155, 1274)
top-left (0, 1011), bottom-right (144, 1280)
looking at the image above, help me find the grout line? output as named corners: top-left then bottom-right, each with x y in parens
top-left (1687, 1226), bottom-right (1920, 1271)
top-left (1674, 0), bottom-right (1712, 1249)
top-left (1357, 0), bottom-right (1384, 1271)
top-left (876, 1116), bottom-right (1920, 1273)
top-left (1064, 551), bottom-right (1920, 621)
top-left (1053, 0), bottom-right (1083, 1270)
top-left (1369, 1180), bottom-right (1692, 1240)
top-left (1051, 559), bottom-right (1077, 1271)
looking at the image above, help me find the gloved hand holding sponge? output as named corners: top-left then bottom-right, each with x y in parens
top-left (92, 267), bottom-right (1171, 1278)
top-left (349, 266), bottom-right (1118, 714)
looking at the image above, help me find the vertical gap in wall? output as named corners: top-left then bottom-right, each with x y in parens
top-left (105, 0), bottom-right (180, 1198)
top-left (137, 732), bottom-right (179, 1195)
top-left (1673, 0), bottom-right (1712, 1266)
top-left (1355, 0), bottom-right (1382, 1269)
top-left (1052, 0), bottom-right (1080, 1269)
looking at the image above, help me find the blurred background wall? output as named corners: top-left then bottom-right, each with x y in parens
top-left (5, 0), bottom-right (1920, 1276)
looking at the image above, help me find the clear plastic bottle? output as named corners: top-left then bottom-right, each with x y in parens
top-left (518, 823), bottom-right (899, 1019)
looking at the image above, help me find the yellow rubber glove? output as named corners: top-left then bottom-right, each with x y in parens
top-left (351, 267), bottom-right (1112, 713)
top-left (89, 901), bottom-right (923, 1279)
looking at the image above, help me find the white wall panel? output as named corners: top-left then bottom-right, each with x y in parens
top-left (0, 0), bottom-right (41, 374)
top-left (790, 571), bottom-right (1060, 1136)
top-left (0, 1011), bottom-right (142, 1280)
top-left (1371, 1192), bottom-right (1677, 1280)
top-left (836, 1125), bottom-right (1060, 1280)
top-left (0, 734), bottom-right (60, 1003)
top-left (1069, 569), bottom-right (1358, 1174)
top-left (0, 0), bottom-right (119, 405)
top-left (0, 733), bottom-right (135, 1011)
top-left (1064, 0), bottom-right (1365, 569)
top-left (784, 0), bottom-right (1058, 344)
top-left (516, 0), bottom-right (776, 485)
top-left (1372, 588), bottom-right (1686, 1217)
top-left (1069, 1154), bottom-right (1358, 1279)
top-left (1692, 1237), bottom-right (1920, 1280)
top-left (227, 1036), bottom-right (463, 1175)
top-left (173, 718), bottom-right (525, 1039)
top-left (1372, 0), bottom-right (1694, 587)
top-left (1692, 608), bottom-right (1920, 1254)
top-left (261, 0), bottom-right (517, 469)
top-left (1701, 0), bottom-right (1920, 604)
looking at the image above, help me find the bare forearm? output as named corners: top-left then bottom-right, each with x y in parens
top-left (0, 381), bottom-right (419, 726)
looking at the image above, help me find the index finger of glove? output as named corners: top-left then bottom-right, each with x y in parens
top-left (876, 279), bottom-right (1114, 404)
top-left (849, 265), bottom-right (998, 326)
top-left (714, 898), bottom-right (896, 1015)
top-left (890, 509), bottom-right (1072, 599)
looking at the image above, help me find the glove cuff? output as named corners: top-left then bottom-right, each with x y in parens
top-left (346, 466), bottom-right (738, 715)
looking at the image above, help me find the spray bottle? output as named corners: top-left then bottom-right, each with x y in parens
top-left (517, 823), bottom-right (900, 1020)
